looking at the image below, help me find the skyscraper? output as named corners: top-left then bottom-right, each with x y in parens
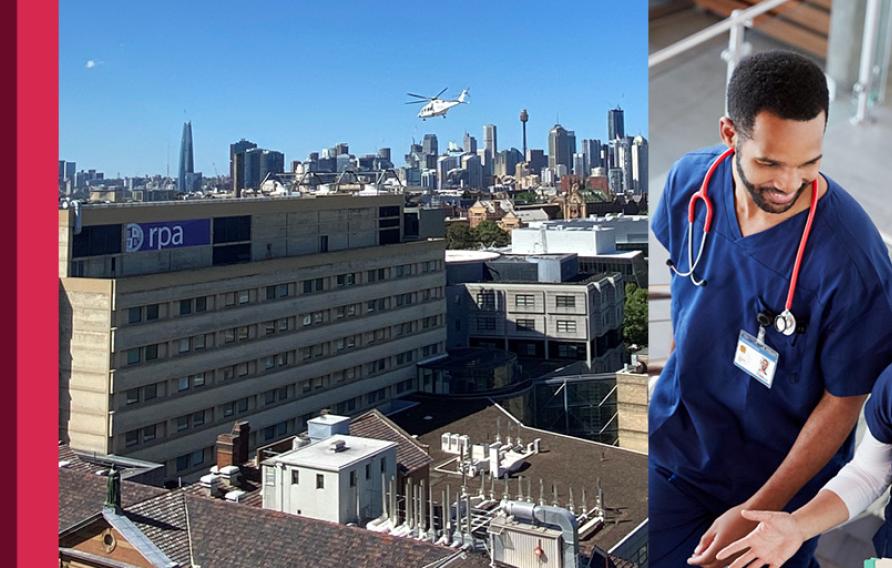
top-left (582, 139), bottom-right (602, 170)
top-left (483, 124), bottom-right (497, 165)
top-left (230, 138), bottom-right (257, 194)
top-left (631, 135), bottom-right (649, 195)
top-left (608, 107), bottom-right (625, 140)
top-left (463, 132), bottom-right (477, 154)
top-left (548, 124), bottom-right (573, 173)
top-left (178, 121), bottom-right (194, 193)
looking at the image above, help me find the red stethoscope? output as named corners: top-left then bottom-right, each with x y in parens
top-left (668, 147), bottom-right (820, 336)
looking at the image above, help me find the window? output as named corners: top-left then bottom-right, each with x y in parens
top-left (223, 402), bottom-right (235, 417)
top-left (237, 326), bottom-right (249, 341)
top-left (349, 470), bottom-right (357, 487)
top-left (477, 317), bottom-right (496, 331)
top-left (128, 307), bottom-right (142, 324)
top-left (516, 319), bottom-right (535, 332)
top-left (238, 362), bottom-right (249, 377)
top-left (213, 215), bottom-right (251, 243)
top-left (145, 304), bottom-right (159, 320)
top-left (224, 329), bottom-right (236, 344)
top-left (365, 464), bottom-right (371, 479)
top-left (555, 295), bottom-right (576, 308)
top-left (193, 334), bottom-right (206, 351)
top-left (126, 349), bottom-right (141, 366)
top-left (191, 450), bottom-right (204, 466)
top-left (195, 296), bottom-right (207, 313)
top-left (316, 473), bottom-right (325, 489)
top-left (192, 373), bottom-right (205, 388)
top-left (224, 292), bottom-right (236, 307)
top-left (476, 291), bottom-right (496, 311)
top-left (144, 344), bottom-right (158, 361)
top-left (238, 290), bottom-right (250, 305)
top-left (264, 321), bottom-right (277, 336)
top-left (222, 366), bottom-right (235, 381)
top-left (367, 269), bottom-right (378, 283)
top-left (179, 299), bottom-right (192, 316)
top-left (381, 458), bottom-right (386, 472)
top-left (337, 273), bottom-right (355, 288)
top-left (515, 294), bottom-right (535, 307)
top-left (263, 425), bottom-right (276, 441)
top-left (176, 415), bottom-right (189, 432)
top-left (125, 430), bottom-right (139, 448)
top-left (266, 284), bottom-right (289, 300)
top-left (193, 411), bottom-right (205, 427)
top-left (178, 338), bottom-right (191, 354)
top-left (266, 286), bottom-right (277, 300)
top-left (319, 235), bottom-right (328, 252)
top-left (144, 383), bottom-right (157, 401)
top-left (278, 318), bottom-right (289, 332)
top-left (303, 280), bottom-right (314, 294)
top-left (556, 320), bottom-right (577, 333)
top-left (142, 425), bottom-right (156, 442)
top-left (178, 377), bottom-right (190, 392)
top-left (291, 470), bottom-right (300, 485)
top-left (176, 454), bottom-right (191, 472)
top-left (237, 398), bottom-right (249, 413)
top-left (265, 468), bottom-right (276, 486)
top-left (126, 388), bottom-right (140, 405)
top-left (264, 390), bottom-right (276, 405)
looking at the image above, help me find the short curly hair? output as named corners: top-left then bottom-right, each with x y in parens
top-left (727, 50), bottom-right (829, 138)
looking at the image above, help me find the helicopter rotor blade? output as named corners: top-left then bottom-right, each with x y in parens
top-left (434, 87), bottom-right (448, 99)
top-left (406, 92), bottom-right (430, 100)
top-left (405, 100), bottom-right (426, 105)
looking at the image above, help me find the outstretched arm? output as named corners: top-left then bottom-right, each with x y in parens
top-left (716, 429), bottom-right (892, 567)
top-left (687, 390), bottom-right (866, 567)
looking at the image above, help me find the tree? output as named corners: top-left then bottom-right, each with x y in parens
top-left (446, 223), bottom-right (476, 249)
top-left (473, 220), bottom-right (510, 247)
top-left (623, 283), bottom-right (648, 347)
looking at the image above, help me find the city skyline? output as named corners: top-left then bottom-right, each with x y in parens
top-left (59, 1), bottom-right (647, 177)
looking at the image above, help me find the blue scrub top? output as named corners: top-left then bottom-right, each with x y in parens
top-left (651, 145), bottom-right (892, 511)
top-left (865, 365), bottom-right (892, 557)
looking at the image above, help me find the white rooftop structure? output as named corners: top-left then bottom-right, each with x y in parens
top-left (511, 215), bottom-right (648, 257)
top-left (266, 434), bottom-right (396, 472)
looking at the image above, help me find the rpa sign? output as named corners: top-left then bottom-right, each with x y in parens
top-left (125, 219), bottom-right (211, 252)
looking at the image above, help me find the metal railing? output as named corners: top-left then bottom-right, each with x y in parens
top-left (649, 0), bottom-right (884, 124)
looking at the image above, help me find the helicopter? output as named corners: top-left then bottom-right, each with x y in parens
top-left (405, 88), bottom-right (469, 120)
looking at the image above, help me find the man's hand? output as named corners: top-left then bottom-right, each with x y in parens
top-left (687, 504), bottom-right (756, 567)
top-left (715, 510), bottom-right (806, 568)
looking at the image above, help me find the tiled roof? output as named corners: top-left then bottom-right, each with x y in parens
top-left (350, 409), bottom-right (433, 475)
top-left (59, 459), bottom-right (492, 568)
top-left (58, 468), bottom-right (166, 532)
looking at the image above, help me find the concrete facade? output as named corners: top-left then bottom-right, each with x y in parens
top-left (615, 368), bottom-right (649, 454)
top-left (59, 195), bottom-right (447, 480)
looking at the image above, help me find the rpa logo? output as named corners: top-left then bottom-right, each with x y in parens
top-left (125, 224), bottom-right (145, 252)
top-left (125, 223), bottom-right (188, 252)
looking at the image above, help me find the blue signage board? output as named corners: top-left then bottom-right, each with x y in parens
top-left (124, 219), bottom-right (211, 252)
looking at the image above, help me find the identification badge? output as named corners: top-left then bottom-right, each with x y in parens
top-left (734, 329), bottom-right (779, 388)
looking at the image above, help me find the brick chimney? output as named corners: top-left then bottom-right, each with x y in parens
top-left (216, 421), bottom-right (250, 469)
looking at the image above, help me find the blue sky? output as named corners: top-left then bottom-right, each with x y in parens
top-left (60, 1), bottom-right (648, 177)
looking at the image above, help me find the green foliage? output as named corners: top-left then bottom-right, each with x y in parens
top-left (446, 223), bottom-right (476, 249)
top-left (472, 220), bottom-right (510, 247)
top-left (623, 282), bottom-right (648, 347)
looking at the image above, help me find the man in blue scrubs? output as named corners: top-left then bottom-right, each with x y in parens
top-left (650, 50), bottom-right (892, 567)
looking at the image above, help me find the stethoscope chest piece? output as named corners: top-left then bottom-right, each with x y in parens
top-left (774, 309), bottom-right (797, 336)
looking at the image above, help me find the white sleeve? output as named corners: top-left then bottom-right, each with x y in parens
top-left (822, 430), bottom-right (892, 520)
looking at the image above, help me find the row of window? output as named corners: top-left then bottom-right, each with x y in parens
top-left (475, 292), bottom-right (580, 311)
top-left (122, 260), bottom-right (444, 327)
top-left (475, 317), bottom-right (578, 334)
top-left (122, 319), bottom-right (445, 410)
top-left (122, 289), bottom-right (444, 367)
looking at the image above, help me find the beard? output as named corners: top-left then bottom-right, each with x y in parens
top-left (734, 150), bottom-right (809, 214)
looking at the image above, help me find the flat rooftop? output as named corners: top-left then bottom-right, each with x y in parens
top-left (388, 395), bottom-right (648, 554)
top-left (264, 435), bottom-right (396, 472)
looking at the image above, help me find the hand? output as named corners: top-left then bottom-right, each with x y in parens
top-left (715, 510), bottom-right (806, 568)
top-left (687, 504), bottom-right (757, 567)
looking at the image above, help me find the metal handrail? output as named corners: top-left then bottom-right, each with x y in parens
top-left (648, 0), bottom-right (793, 68)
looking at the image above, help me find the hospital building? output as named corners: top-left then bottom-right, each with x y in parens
top-left (58, 194), bottom-right (446, 479)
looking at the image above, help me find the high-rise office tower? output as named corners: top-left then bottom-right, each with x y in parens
top-left (582, 139), bottom-right (602, 170)
top-left (573, 153), bottom-right (587, 178)
top-left (608, 107), bottom-right (625, 140)
top-left (422, 134), bottom-right (438, 157)
top-left (230, 139), bottom-right (258, 195)
top-left (463, 132), bottom-right (477, 154)
top-left (548, 124), bottom-right (573, 173)
top-left (178, 121), bottom-right (194, 193)
top-left (631, 135), bottom-right (648, 195)
top-left (483, 124), bottom-right (497, 165)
